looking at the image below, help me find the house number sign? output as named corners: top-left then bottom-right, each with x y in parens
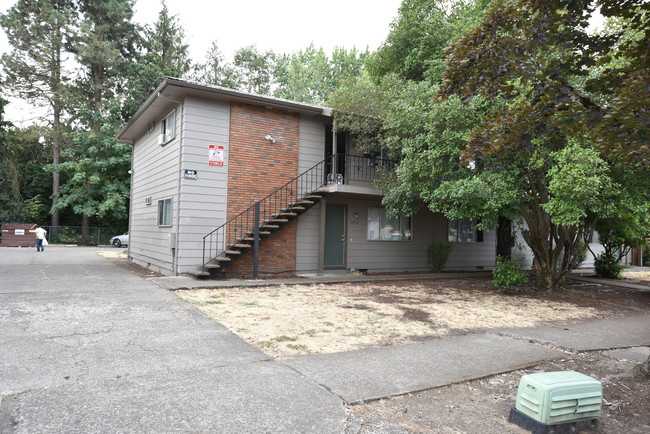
top-left (184, 169), bottom-right (198, 180)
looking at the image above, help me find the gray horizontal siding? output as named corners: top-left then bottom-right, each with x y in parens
top-left (129, 104), bottom-right (181, 275)
top-left (175, 96), bottom-right (230, 274)
top-left (295, 116), bottom-right (327, 272)
top-left (298, 116), bottom-right (325, 174)
top-left (295, 204), bottom-right (321, 272)
top-left (295, 198), bottom-right (498, 273)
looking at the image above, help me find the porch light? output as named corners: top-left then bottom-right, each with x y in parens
top-left (265, 134), bottom-right (276, 144)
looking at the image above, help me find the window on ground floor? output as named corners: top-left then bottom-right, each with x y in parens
top-left (448, 218), bottom-right (483, 242)
top-left (157, 198), bottom-right (172, 227)
top-left (368, 207), bottom-right (412, 241)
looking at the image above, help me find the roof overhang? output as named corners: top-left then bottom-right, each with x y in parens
top-left (116, 77), bottom-right (333, 145)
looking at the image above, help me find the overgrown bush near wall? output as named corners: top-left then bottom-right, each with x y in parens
top-left (594, 252), bottom-right (623, 279)
top-left (492, 256), bottom-right (529, 292)
top-left (427, 240), bottom-right (452, 272)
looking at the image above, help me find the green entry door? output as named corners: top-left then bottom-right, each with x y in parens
top-left (324, 204), bottom-right (346, 267)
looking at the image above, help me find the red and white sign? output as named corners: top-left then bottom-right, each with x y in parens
top-left (209, 145), bottom-right (225, 166)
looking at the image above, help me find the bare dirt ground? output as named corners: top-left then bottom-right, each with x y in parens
top-left (114, 256), bottom-right (650, 433)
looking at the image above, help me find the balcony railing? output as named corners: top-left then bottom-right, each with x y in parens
top-left (201, 153), bottom-right (398, 274)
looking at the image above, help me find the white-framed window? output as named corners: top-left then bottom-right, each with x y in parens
top-left (448, 218), bottom-right (483, 242)
top-left (159, 110), bottom-right (175, 145)
top-left (367, 207), bottom-right (412, 241)
top-left (157, 198), bottom-right (172, 227)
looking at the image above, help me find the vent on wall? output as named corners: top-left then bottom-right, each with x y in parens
top-left (144, 196), bottom-right (152, 205)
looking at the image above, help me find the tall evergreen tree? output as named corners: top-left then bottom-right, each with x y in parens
top-left (121, 0), bottom-right (191, 119)
top-left (0, 0), bottom-right (76, 230)
top-left (191, 40), bottom-right (240, 89)
top-left (144, 0), bottom-right (191, 77)
top-left (57, 0), bottom-right (137, 239)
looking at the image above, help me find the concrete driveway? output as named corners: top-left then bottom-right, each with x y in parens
top-left (0, 247), bottom-right (347, 432)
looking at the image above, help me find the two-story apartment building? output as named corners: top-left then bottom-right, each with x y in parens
top-left (117, 78), bottom-right (498, 278)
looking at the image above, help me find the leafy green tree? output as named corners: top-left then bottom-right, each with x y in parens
top-left (432, 0), bottom-right (648, 289)
top-left (0, 97), bottom-right (24, 222)
top-left (66, 0), bottom-right (137, 239)
top-left (275, 45), bottom-right (368, 105)
top-left (233, 45), bottom-right (276, 95)
top-left (0, 0), bottom-right (76, 229)
top-left (0, 99), bottom-right (52, 223)
top-left (191, 40), bottom-right (240, 89)
top-left (367, 0), bottom-right (491, 82)
top-left (332, 0), bottom-right (649, 290)
top-left (274, 44), bottom-right (330, 103)
top-left (48, 104), bottom-right (131, 235)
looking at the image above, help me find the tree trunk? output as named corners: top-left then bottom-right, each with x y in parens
top-left (81, 214), bottom-right (91, 245)
top-left (49, 9), bottom-right (65, 238)
top-left (50, 117), bottom-right (61, 238)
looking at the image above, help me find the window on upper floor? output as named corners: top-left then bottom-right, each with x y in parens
top-left (159, 110), bottom-right (175, 145)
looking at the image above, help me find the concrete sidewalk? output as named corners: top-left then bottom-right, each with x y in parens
top-left (150, 267), bottom-right (650, 292)
top-left (283, 315), bottom-right (650, 404)
top-left (1, 247), bottom-right (648, 432)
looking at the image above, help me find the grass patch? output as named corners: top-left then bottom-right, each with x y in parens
top-left (273, 335), bottom-right (297, 342)
top-left (258, 341), bottom-right (275, 348)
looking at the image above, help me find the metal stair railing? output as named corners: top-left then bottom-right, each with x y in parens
top-left (201, 153), bottom-right (399, 274)
top-left (202, 155), bottom-right (334, 270)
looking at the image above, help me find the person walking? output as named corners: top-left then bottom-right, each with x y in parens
top-left (33, 225), bottom-right (47, 252)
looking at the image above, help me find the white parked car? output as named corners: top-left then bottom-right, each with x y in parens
top-left (110, 232), bottom-right (129, 247)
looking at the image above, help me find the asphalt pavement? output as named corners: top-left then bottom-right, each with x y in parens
top-left (1, 246), bottom-right (648, 432)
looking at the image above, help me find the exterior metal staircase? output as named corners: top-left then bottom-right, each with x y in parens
top-left (195, 156), bottom-right (334, 278)
top-left (194, 153), bottom-right (396, 278)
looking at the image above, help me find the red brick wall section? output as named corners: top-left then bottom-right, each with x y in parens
top-left (226, 102), bottom-right (299, 278)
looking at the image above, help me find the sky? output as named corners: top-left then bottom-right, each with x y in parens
top-left (0, 0), bottom-right (403, 124)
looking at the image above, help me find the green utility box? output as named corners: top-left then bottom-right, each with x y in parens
top-left (509, 371), bottom-right (602, 433)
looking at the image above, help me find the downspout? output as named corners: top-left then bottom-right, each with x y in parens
top-left (127, 148), bottom-right (135, 261)
top-left (173, 100), bottom-right (184, 275)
